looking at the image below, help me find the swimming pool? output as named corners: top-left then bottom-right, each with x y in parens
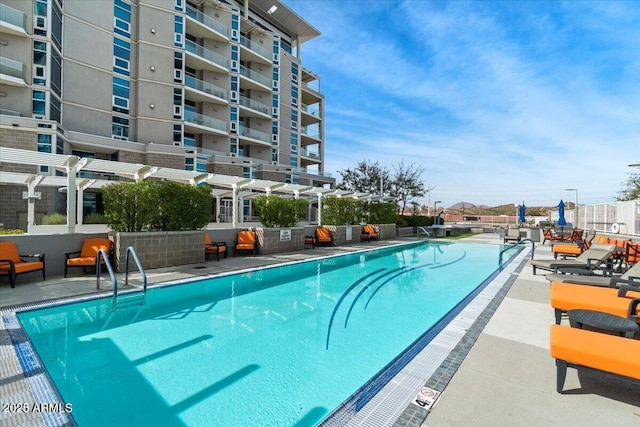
top-left (16, 241), bottom-right (519, 427)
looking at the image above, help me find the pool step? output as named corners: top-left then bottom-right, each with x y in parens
top-left (113, 292), bottom-right (146, 310)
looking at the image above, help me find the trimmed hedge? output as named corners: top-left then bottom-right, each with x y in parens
top-left (253, 195), bottom-right (308, 227)
top-left (103, 181), bottom-right (212, 232)
top-left (323, 198), bottom-right (364, 225)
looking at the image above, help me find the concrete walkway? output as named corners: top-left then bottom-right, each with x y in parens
top-left (1, 234), bottom-right (638, 427)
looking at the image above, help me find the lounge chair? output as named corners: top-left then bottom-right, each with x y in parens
top-left (360, 225), bottom-right (379, 242)
top-left (315, 227), bottom-right (334, 246)
top-left (550, 324), bottom-right (640, 393)
top-left (503, 227), bottom-right (521, 243)
top-left (64, 238), bottom-right (112, 278)
top-left (565, 228), bottom-right (583, 243)
top-left (0, 241), bottom-right (46, 288)
top-left (551, 239), bottom-right (589, 259)
top-left (549, 280), bottom-right (640, 324)
top-left (546, 254), bottom-right (640, 287)
top-left (234, 230), bottom-right (256, 256)
top-left (529, 244), bottom-right (616, 275)
top-left (205, 234), bottom-right (227, 261)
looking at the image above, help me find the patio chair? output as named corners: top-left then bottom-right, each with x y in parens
top-left (64, 238), bottom-right (112, 278)
top-left (549, 280), bottom-right (640, 324)
top-left (566, 228), bottom-right (583, 243)
top-left (205, 233), bottom-right (227, 261)
top-left (503, 227), bottom-right (521, 243)
top-left (0, 241), bottom-right (45, 288)
top-left (234, 230), bottom-right (256, 256)
top-left (529, 244), bottom-right (616, 275)
top-left (315, 227), bottom-right (334, 246)
top-left (550, 324), bottom-right (640, 393)
top-left (360, 225), bottom-right (379, 242)
top-left (545, 260), bottom-right (640, 288)
top-left (542, 228), bottom-right (563, 245)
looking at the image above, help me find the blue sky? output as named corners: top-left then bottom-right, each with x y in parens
top-left (283, 0), bottom-right (640, 208)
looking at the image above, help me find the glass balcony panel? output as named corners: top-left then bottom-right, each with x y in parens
top-left (186, 4), bottom-right (229, 38)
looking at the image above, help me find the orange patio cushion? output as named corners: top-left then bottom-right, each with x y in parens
top-left (550, 324), bottom-right (640, 381)
top-left (0, 241), bottom-right (22, 263)
top-left (552, 243), bottom-right (582, 256)
top-left (593, 236), bottom-right (610, 244)
top-left (236, 231), bottom-right (255, 250)
top-left (316, 228), bottom-right (332, 242)
top-left (8, 261), bottom-right (45, 274)
top-left (550, 282), bottom-right (640, 320)
top-left (67, 238), bottom-right (112, 267)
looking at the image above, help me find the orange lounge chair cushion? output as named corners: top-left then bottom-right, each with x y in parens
top-left (205, 234), bottom-right (227, 254)
top-left (316, 228), bottom-right (332, 243)
top-left (361, 225), bottom-right (378, 238)
top-left (67, 238), bottom-right (112, 267)
top-left (0, 242), bottom-right (44, 275)
top-left (550, 282), bottom-right (640, 320)
top-left (550, 324), bottom-right (640, 381)
top-left (552, 243), bottom-right (582, 257)
top-left (593, 235), bottom-right (610, 244)
top-left (236, 231), bottom-right (255, 250)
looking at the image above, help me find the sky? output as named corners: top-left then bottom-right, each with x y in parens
top-left (282, 0), bottom-right (640, 208)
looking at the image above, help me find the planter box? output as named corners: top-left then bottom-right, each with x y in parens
top-left (110, 230), bottom-right (204, 272)
top-left (253, 227), bottom-right (306, 255)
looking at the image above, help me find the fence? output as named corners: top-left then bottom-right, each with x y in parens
top-left (551, 200), bottom-right (639, 236)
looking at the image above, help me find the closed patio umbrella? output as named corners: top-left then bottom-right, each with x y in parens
top-left (518, 203), bottom-right (526, 224)
top-left (557, 200), bottom-right (567, 239)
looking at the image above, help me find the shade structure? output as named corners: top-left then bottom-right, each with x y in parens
top-left (557, 200), bottom-right (567, 226)
top-left (518, 203), bottom-right (526, 224)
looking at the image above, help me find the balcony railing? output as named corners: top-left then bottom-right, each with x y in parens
top-left (186, 4), bottom-right (229, 38)
top-left (239, 126), bottom-right (270, 143)
top-left (0, 57), bottom-right (26, 82)
top-left (300, 126), bottom-right (320, 139)
top-left (184, 110), bottom-right (227, 133)
top-left (239, 65), bottom-right (270, 88)
top-left (186, 40), bottom-right (229, 70)
top-left (239, 35), bottom-right (270, 61)
top-left (239, 95), bottom-right (269, 115)
top-left (0, 4), bottom-right (27, 33)
top-left (185, 75), bottom-right (227, 100)
top-left (300, 148), bottom-right (319, 159)
top-left (301, 104), bottom-right (320, 117)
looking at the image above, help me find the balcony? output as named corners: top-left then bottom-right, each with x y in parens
top-left (239, 65), bottom-right (271, 91)
top-left (185, 75), bottom-right (228, 105)
top-left (0, 4), bottom-right (27, 37)
top-left (238, 95), bottom-right (270, 118)
top-left (185, 4), bottom-right (229, 42)
top-left (185, 40), bottom-right (229, 73)
top-left (184, 111), bottom-right (228, 136)
top-left (238, 126), bottom-right (270, 145)
top-left (0, 57), bottom-right (27, 87)
top-left (299, 148), bottom-right (320, 161)
top-left (301, 103), bottom-right (321, 125)
top-left (300, 125), bottom-right (320, 142)
top-left (239, 35), bottom-right (271, 64)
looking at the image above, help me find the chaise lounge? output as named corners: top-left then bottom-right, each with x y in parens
top-left (545, 259), bottom-right (640, 287)
top-left (0, 241), bottom-right (45, 288)
top-left (550, 324), bottom-right (640, 393)
top-left (530, 244), bottom-right (616, 275)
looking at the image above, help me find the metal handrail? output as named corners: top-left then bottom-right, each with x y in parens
top-left (125, 246), bottom-right (147, 305)
top-left (96, 248), bottom-right (117, 304)
top-left (499, 238), bottom-right (536, 270)
top-left (417, 226), bottom-right (431, 239)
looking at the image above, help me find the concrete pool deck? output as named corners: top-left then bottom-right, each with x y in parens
top-left (1, 233), bottom-right (638, 426)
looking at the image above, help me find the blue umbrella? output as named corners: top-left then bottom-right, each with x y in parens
top-left (518, 203), bottom-right (526, 224)
top-left (557, 200), bottom-right (567, 226)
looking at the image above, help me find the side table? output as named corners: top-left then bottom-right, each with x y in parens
top-left (567, 309), bottom-right (639, 338)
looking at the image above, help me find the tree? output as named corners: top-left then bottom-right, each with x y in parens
top-left (618, 172), bottom-right (640, 201)
top-left (390, 160), bottom-right (425, 215)
top-left (337, 160), bottom-right (391, 195)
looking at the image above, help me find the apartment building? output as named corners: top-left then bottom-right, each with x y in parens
top-left (0, 0), bottom-right (332, 230)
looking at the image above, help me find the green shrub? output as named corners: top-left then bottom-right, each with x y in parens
top-left (0, 229), bottom-right (26, 235)
top-left (42, 213), bottom-right (67, 225)
top-left (253, 195), bottom-right (309, 227)
top-left (84, 213), bottom-right (107, 224)
top-left (322, 197), bottom-right (364, 225)
top-left (368, 202), bottom-right (399, 224)
top-left (103, 181), bottom-right (212, 232)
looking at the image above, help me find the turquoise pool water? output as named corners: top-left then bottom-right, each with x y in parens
top-left (17, 241), bottom-right (518, 427)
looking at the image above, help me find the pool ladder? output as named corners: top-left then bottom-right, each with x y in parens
top-left (416, 226), bottom-right (431, 239)
top-left (97, 246), bottom-right (148, 311)
top-left (499, 238), bottom-right (535, 270)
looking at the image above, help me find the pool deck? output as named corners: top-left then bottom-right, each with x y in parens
top-left (1, 233), bottom-right (639, 426)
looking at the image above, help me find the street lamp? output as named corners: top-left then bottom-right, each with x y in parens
top-left (434, 201), bottom-right (442, 225)
top-left (565, 188), bottom-right (578, 227)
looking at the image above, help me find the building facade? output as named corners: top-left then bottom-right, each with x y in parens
top-left (0, 0), bottom-right (332, 230)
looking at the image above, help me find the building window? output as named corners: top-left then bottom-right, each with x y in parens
top-left (112, 77), bottom-right (130, 113)
top-left (113, 38), bottom-right (131, 76)
top-left (174, 16), bottom-right (184, 47)
top-left (51, 48), bottom-right (62, 96)
top-left (50, 94), bottom-right (61, 124)
top-left (112, 116), bottom-right (129, 140)
top-left (291, 110), bottom-right (298, 130)
top-left (291, 63), bottom-right (298, 84)
top-left (32, 90), bottom-right (46, 118)
top-left (114, 0), bottom-right (132, 38)
top-left (291, 86), bottom-right (298, 107)
top-left (37, 133), bottom-right (52, 172)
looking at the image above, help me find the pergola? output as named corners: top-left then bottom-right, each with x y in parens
top-left (0, 147), bottom-right (381, 231)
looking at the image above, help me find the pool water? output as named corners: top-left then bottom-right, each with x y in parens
top-left (18, 241), bottom-right (518, 427)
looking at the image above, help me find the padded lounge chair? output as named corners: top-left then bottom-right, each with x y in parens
top-left (204, 233), bottom-right (227, 261)
top-left (530, 244), bottom-right (616, 275)
top-left (545, 260), bottom-right (640, 288)
top-left (64, 238), bottom-right (112, 278)
top-left (552, 239), bottom-right (589, 259)
top-left (550, 324), bottom-right (640, 393)
top-left (503, 227), bottom-right (521, 243)
top-left (360, 225), bottom-right (379, 242)
top-left (315, 227), bottom-right (334, 246)
top-left (0, 241), bottom-right (45, 288)
top-left (549, 280), bottom-right (640, 324)
top-left (234, 230), bottom-right (256, 256)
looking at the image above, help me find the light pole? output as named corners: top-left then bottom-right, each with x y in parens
top-left (434, 201), bottom-right (441, 225)
top-left (565, 188), bottom-right (578, 227)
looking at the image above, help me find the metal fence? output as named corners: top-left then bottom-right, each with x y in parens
top-left (552, 200), bottom-right (639, 236)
